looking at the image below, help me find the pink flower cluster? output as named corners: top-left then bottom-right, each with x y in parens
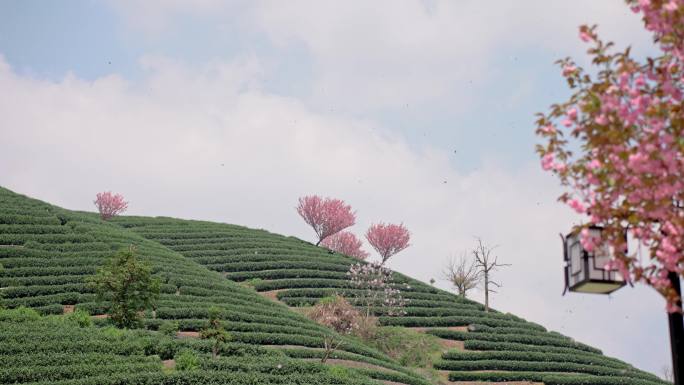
top-left (630, 0), bottom-right (684, 63)
top-left (321, 231), bottom-right (370, 260)
top-left (536, 0), bottom-right (684, 310)
top-left (94, 191), bottom-right (128, 220)
top-left (296, 195), bottom-right (411, 264)
top-left (365, 223), bottom-right (411, 265)
top-left (296, 195), bottom-right (356, 246)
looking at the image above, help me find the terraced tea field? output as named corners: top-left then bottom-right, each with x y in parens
top-left (0, 187), bottom-right (428, 385)
top-left (0, 186), bottom-right (669, 385)
top-left (114, 215), bottom-right (669, 385)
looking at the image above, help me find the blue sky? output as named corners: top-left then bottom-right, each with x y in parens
top-left (0, 0), bottom-right (587, 171)
top-left (0, 0), bottom-right (670, 377)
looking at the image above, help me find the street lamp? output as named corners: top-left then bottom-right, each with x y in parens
top-left (561, 225), bottom-right (684, 385)
top-left (561, 225), bottom-right (626, 295)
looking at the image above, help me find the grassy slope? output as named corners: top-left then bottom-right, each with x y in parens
top-left (0, 187), bottom-right (429, 385)
top-left (111, 215), bottom-right (669, 385)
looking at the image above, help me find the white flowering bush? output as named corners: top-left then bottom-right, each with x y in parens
top-left (347, 262), bottom-right (408, 318)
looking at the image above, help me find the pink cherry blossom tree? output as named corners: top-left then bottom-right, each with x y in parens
top-left (536, 0), bottom-right (684, 310)
top-left (321, 231), bottom-right (370, 260)
top-left (94, 191), bottom-right (128, 220)
top-left (365, 223), bottom-right (410, 265)
top-left (296, 195), bottom-right (356, 246)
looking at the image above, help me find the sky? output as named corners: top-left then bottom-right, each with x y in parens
top-left (0, 0), bottom-right (672, 378)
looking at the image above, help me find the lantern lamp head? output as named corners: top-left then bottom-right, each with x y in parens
top-left (562, 226), bottom-right (626, 295)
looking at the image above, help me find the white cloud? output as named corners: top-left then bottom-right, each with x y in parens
top-left (254, 0), bottom-right (653, 113)
top-left (106, 0), bottom-right (239, 37)
top-left (0, 54), bottom-right (671, 376)
top-left (109, 0), bottom-right (652, 114)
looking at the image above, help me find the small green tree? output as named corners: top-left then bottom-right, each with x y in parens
top-left (200, 306), bottom-right (231, 359)
top-left (88, 247), bottom-right (160, 328)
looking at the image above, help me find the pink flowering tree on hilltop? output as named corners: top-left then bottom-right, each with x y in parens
top-left (94, 192), bottom-right (128, 220)
top-left (536, 0), bottom-right (683, 310)
top-left (321, 231), bottom-right (370, 260)
top-left (296, 195), bottom-right (356, 246)
top-left (366, 223), bottom-right (410, 265)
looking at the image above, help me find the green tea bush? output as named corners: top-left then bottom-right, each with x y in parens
top-left (435, 359), bottom-right (657, 380)
top-left (159, 320), bottom-right (179, 337)
top-left (442, 350), bottom-right (627, 369)
top-left (64, 308), bottom-right (93, 328)
top-left (447, 371), bottom-right (667, 385)
top-left (175, 350), bottom-right (200, 371)
top-left (427, 329), bottom-right (600, 353)
top-left (368, 327), bottom-right (442, 367)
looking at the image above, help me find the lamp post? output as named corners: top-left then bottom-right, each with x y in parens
top-left (562, 225), bottom-right (683, 384)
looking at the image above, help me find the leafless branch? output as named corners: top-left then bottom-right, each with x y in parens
top-left (471, 237), bottom-right (510, 312)
top-left (442, 252), bottom-right (481, 298)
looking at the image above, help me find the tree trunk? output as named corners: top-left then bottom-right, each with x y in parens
top-left (320, 336), bottom-right (343, 363)
top-left (484, 271), bottom-right (490, 312)
top-left (322, 349), bottom-right (331, 363)
top-left (321, 338), bottom-right (331, 363)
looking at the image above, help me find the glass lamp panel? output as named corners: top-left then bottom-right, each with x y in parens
top-left (589, 264), bottom-right (605, 280)
top-left (590, 243), bottom-right (610, 279)
top-left (593, 244), bottom-right (611, 269)
top-left (569, 240), bottom-right (582, 276)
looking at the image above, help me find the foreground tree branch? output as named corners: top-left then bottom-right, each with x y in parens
top-left (535, 0), bottom-right (684, 311)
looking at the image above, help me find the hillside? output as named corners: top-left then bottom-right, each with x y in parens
top-left (112, 216), bottom-right (668, 385)
top-left (0, 186), bottom-right (669, 385)
top-left (0, 187), bottom-right (428, 385)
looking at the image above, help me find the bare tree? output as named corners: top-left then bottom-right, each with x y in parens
top-left (442, 252), bottom-right (480, 298)
top-left (661, 365), bottom-right (674, 383)
top-left (472, 238), bottom-right (510, 312)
